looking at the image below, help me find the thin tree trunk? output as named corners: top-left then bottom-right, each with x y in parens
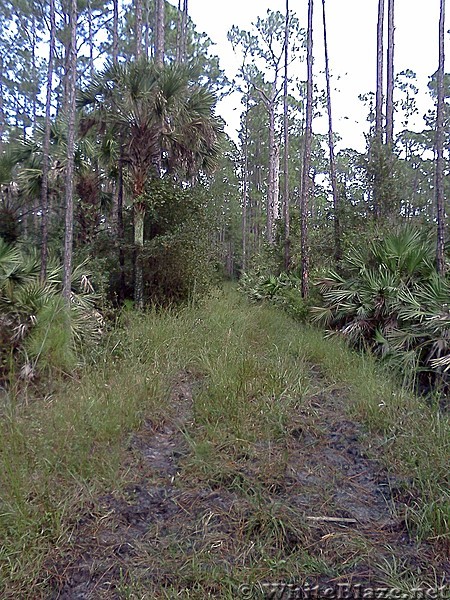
top-left (155, 0), bottom-right (165, 65)
top-left (180, 0), bottom-right (188, 62)
top-left (87, 0), bottom-right (95, 77)
top-left (283, 0), bottom-right (290, 270)
top-left (374, 0), bottom-right (385, 218)
top-left (40, 0), bottom-right (56, 281)
top-left (242, 93), bottom-right (249, 273)
top-left (273, 144), bottom-right (280, 222)
top-left (267, 102), bottom-right (276, 244)
top-left (300, 0), bottom-right (314, 298)
top-left (135, 0), bottom-right (143, 59)
top-left (144, 0), bottom-right (150, 57)
top-left (376, 0), bottom-right (385, 140)
top-left (62, 0), bottom-right (78, 300)
top-left (0, 55), bottom-right (4, 152)
top-left (112, 0), bottom-right (119, 62)
top-left (386, 0), bottom-right (395, 147)
top-left (436, 0), bottom-right (446, 275)
top-left (322, 0), bottom-right (340, 262)
top-left (176, 0), bottom-right (182, 62)
top-left (111, 0), bottom-right (120, 235)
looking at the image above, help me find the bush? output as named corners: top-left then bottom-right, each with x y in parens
top-left (0, 238), bottom-right (102, 387)
top-left (240, 271), bottom-right (310, 322)
top-left (311, 226), bottom-right (450, 394)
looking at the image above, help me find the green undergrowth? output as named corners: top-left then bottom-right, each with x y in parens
top-left (292, 327), bottom-right (450, 545)
top-left (0, 287), bottom-right (448, 597)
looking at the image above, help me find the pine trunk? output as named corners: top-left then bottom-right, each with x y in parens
top-left (386, 0), bottom-right (395, 147)
top-left (40, 0), bottom-right (56, 281)
top-left (267, 102), bottom-right (276, 244)
top-left (322, 0), bottom-right (340, 262)
top-left (436, 0), bottom-right (446, 275)
top-left (180, 0), bottom-right (188, 62)
top-left (155, 0), bottom-right (165, 65)
top-left (242, 94), bottom-right (249, 273)
top-left (0, 56), bottom-right (4, 151)
top-left (300, 0), bottom-right (314, 299)
top-left (374, 0), bottom-right (385, 218)
top-left (62, 0), bottom-right (78, 300)
top-left (112, 0), bottom-right (119, 62)
top-left (135, 0), bottom-right (143, 58)
top-left (283, 0), bottom-right (290, 270)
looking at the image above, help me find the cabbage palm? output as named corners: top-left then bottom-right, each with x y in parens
top-left (78, 58), bottom-right (223, 308)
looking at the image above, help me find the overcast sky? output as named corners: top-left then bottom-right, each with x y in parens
top-left (167, 0), bottom-right (442, 151)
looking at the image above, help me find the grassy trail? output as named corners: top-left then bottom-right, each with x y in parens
top-left (0, 288), bottom-right (449, 598)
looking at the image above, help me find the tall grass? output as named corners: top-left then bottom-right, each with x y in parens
top-left (0, 287), bottom-right (448, 596)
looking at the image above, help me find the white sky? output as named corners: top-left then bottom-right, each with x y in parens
top-left (167, 0), bottom-right (442, 152)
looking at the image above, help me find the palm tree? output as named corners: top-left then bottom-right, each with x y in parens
top-left (78, 58), bottom-right (223, 308)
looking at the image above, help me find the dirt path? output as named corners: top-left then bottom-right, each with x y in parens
top-left (45, 363), bottom-right (449, 599)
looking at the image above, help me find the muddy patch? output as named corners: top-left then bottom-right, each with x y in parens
top-left (45, 369), bottom-right (449, 599)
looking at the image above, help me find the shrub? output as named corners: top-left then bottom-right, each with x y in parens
top-left (0, 238), bottom-right (101, 387)
top-left (311, 226), bottom-right (450, 393)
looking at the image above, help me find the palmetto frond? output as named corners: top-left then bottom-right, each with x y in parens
top-left (313, 227), bottom-right (450, 389)
top-left (78, 58), bottom-right (223, 186)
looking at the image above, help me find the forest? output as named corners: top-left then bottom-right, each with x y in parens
top-left (0, 0), bottom-right (449, 597)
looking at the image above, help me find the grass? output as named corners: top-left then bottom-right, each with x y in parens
top-left (0, 286), bottom-right (448, 597)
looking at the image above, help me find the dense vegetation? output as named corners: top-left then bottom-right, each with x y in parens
top-left (0, 0), bottom-right (449, 596)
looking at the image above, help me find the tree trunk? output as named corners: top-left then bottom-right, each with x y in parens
top-left (300, 0), bottom-right (313, 298)
top-left (283, 0), bottom-right (290, 270)
top-left (134, 204), bottom-right (145, 309)
top-left (180, 0), bottom-right (188, 62)
top-left (112, 0), bottom-right (119, 62)
top-left (176, 0), bottom-right (182, 62)
top-left (374, 0), bottom-right (385, 218)
top-left (436, 0), bottom-right (446, 275)
top-left (62, 0), bottom-right (78, 300)
top-left (242, 93), bottom-right (249, 273)
top-left (133, 173), bottom-right (146, 309)
top-left (267, 102), bottom-right (276, 244)
top-left (0, 55), bottom-right (4, 152)
top-left (322, 0), bottom-right (340, 263)
top-left (87, 0), bottom-right (95, 78)
top-left (155, 0), bottom-right (165, 65)
top-left (40, 0), bottom-right (56, 281)
top-left (135, 0), bottom-right (143, 59)
top-left (386, 0), bottom-right (395, 147)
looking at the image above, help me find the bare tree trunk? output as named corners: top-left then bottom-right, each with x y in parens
top-left (111, 0), bottom-right (120, 235)
top-left (144, 0), bottom-right (150, 57)
top-left (386, 0), bottom-right (395, 147)
top-left (242, 93), bottom-right (249, 273)
top-left (0, 56), bottom-right (4, 152)
top-left (155, 0), bottom-right (165, 65)
top-left (436, 0), bottom-right (446, 275)
top-left (300, 0), bottom-right (313, 298)
top-left (117, 147), bottom-right (126, 302)
top-left (87, 0), bottom-right (95, 77)
top-left (283, 0), bottom-right (290, 270)
top-left (180, 0), bottom-right (188, 62)
top-left (176, 0), bottom-right (182, 62)
top-left (135, 0), bottom-right (143, 59)
top-left (112, 0), bottom-right (119, 62)
top-left (40, 0), bottom-right (56, 281)
top-left (374, 0), bottom-right (385, 218)
top-left (62, 0), bottom-right (78, 300)
top-left (267, 102), bottom-right (276, 244)
top-left (322, 0), bottom-right (340, 263)
top-left (273, 144), bottom-right (280, 221)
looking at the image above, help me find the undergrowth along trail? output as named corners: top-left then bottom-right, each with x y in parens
top-left (0, 288), bottom-right (448, 598)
